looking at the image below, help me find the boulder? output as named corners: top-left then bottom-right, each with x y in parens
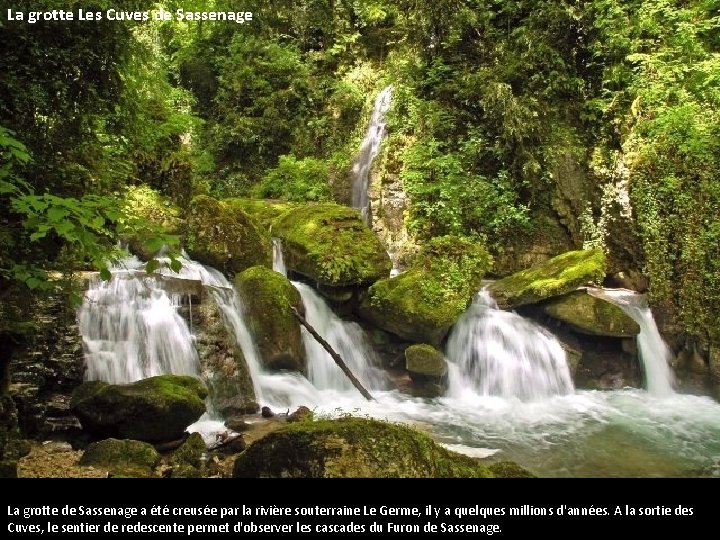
top-left (71, 375), bottom-right (207, 443)
top-left (170, 432), bottom-right (207, 469)
top-left (404, 344), bottom-right (448, 398)
top-left (359, 236), bottom-right (491, 346)
top-left (233, 417), bottom-right (533, 478)
top-left (488, 249), bottom-right (605, 309)
top-left (183, 195), bottom-right (270, 276)
top-left (543, 291), bottom-right (640, 337)
top-left (79, 438), bottom-right (161, 477)
top-left (121, 185), bottom-right (182, 259)
top-left (223, 198), bottom-right (298, 233)
top-left (287, 406), bottom-right (314, 424)
top-left (272, 203), bottom-right (391, 287)
top-left (234, 266), bottom-right (306, 372)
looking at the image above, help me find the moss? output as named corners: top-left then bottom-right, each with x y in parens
top-left (487, 460), bottom-right (536, 478)
top-left (223, 198), bottom-right (299, 233)
top-left (488, 249), bottom-right (606, 309)
top-left (405, 344), bottom-right (447, 378)
top-left (71, 375), bottom-right (208, 443)
top-left (79, 438), bottom-right (160, 477)
top-left (359, 237), bottom-right (491, 346)
top-left (233, 417), bottom-right (530, 478)
top-left (121, 185), bottom-right (182, 259)
top-left (234, 266), bottom-right (306, 372)
top-left (170, 432), bottom-right (206, 469)
top-left (183, 195), bottom-right (271, 276)
top-left (272, 203), bottom-right (391, 286)
top-left (543, 291), bottom-right (640, 337)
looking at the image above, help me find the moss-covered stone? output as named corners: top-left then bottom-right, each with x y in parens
top-left (170, 432), bottom-right (206, 469)
top-left (223, 198), bottom-right (299, 233)
top-left (234, 266), bottom-right (306, 372)
top-left (488, 249), bottom-right (606, 309)
top-left (359, 237), bottom-right (492, 346)
top-left (71, 375), bottom-right (208, 443)
top-left (79, 438), bottom-right (161, 477)
top-left (543, 291), bottom-right (640, 337)
top-left (272, 203), bottom-right (391, 287)
top-left (184, 195), bottom-right (270, 276)
top-left (405, 344), bottom-right (447, 378)
top-left (121, 185), bottom-right (182, 259)
top-left (233, 417), bottom-right (531, 478)
top-left (487, 460), bottom-right (536, 478)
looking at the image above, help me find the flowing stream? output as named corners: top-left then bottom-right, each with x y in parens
top-left (351, 86), bottom-right (392, 223)
top-left (79, 250), bottom-right (720, 477)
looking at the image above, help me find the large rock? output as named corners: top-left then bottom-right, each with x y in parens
top-left (71, 375), bottom-right (207, 443)
top-left (184, 195), bottom-right (270, 276)
top-left (234, 266), bottom-right (306, 372)
top-left (488, 249), bottom-right (605, 309)
top-left (272, 203), bottom-right (391, 287)
top-left (223, 198), bottom-right (298, 233)
top-left (79, 438), bottom-right (160, 477)
top-left (121, 185), bottom-right (182, 259)
top-left (233, 417), bottom-right (532, 478)
top-left (359, 236), bottom-right (491, 346)
top-left (543, 291), bottom-right (640, 337)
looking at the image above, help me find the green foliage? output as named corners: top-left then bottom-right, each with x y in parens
top-left (252, 155), bottom-right (331, 202)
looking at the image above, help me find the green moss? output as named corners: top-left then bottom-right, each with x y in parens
top-left (359, 237), bottom-right (491, 346)
top-left (79, 438), bottom-right (160, 478)
top-left (233, 417), bottom-right (531, 478)
top-left (487, 460), bottom-right (536, 478)
top-left (543, 291), bottom-right (640, 337)
top-left (121, 185), bottom-right (182, 259)
top-left (234, 266), bottom-right (306, 372)
top-left (71, 375), bottom-right (208, 443)
top-left (223, 198), bottom-right (299, 233)
top-left (183, 195), bottom-right (271, 276)
top-left (272, 203), bottom-right (391, 286)
top-left (170, 432), bottom-right (206, 469)
top-left (488, 249), bottom-right (606, 309)
top-left (405, 344), bottom-right (447, 378)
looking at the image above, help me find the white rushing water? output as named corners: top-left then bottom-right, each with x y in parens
top-left (351, 85), bottom-right (393, 223)
top-left (445, 289), bottom-right (574, 400)
top-left (588, 288), bottom-right (675, 397)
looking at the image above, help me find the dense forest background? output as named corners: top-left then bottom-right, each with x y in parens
top-left (1, 0), bottom-right (719, 351)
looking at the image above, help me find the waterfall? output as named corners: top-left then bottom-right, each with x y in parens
top-left (445, 289), bottom-right (574, 400)
top-left (351, 85), bottom-right (392, 223)
top-left (272, 237), bottom-right (286, 276)
top-left (588, 288), bottom-right (675, 397)
top-left (79, 258), bottom-right (200, 384)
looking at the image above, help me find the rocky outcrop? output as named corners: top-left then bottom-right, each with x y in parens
top-left (79, 438), bottom-right (160, 477)
top-left (543, 291), bottom-right (640, 337)
top-left (184, 195), bottom-right (271, 276)
top-left (488, 249), bottom-right (606, 309)
top-left (71, 375), bottom-right (207, 443)
top-left (233, 417), bottom-right (533, 478)
top-left (272, 203), bottom-right (391, 287)
top-left (359, 236), bottom-right (491, 346)
top-left (234, 266), bottom-right (306, 372)
top-left (404, 344), bottom-right (448, 398)
top-left (222, 198), bottom-right (298, 234)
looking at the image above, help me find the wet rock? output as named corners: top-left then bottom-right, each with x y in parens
top-left (287, 406), bottom-right (313, 424)
top-left (543, 291), bottom-right (640, 337)
top-left (224, 417), bottom-right (252, 432)
top-left (80, 438), bottom-right (161, 477)
top-left (261, 406), bottom-right (275, 418)
top-left (404, 345), bottom-right (448, 398)
top-left (71, 375), bottom-right (207, 443)
top-left (170, 432), bottom-right (206, 469)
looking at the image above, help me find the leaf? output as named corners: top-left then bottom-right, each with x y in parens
top-left (169, 258), bottom-right (182, 273)
top-left (99, 267), bottom-right (112, 281)
top-left (145, 259), bottom-right (160, 274)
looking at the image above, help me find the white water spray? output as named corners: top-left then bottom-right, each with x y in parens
top-left (588, 288), bottom-right (675, 397)
top-left (351, 86), bottom-right (392, 223)
top-left (445, 289), bottom-right (574, 400)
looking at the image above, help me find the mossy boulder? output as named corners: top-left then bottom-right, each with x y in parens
top-left (121, 185), bottom-right (182, 259)
top-left (405, 344), bottom-right (448, 398)
top-left (79, 438), bottom-right (160, 477)
top-left (234, 266), bottom-right (306, 372)
top-left (184, 195), bottom-right (270, 276)
top-left (233, 417), bottom-right (532, 478)
top-left (359, 237), bottom-right (492, 346)
top-left (223, 198), bottom-right (299, 233)
top-left (71, 375), bottom-right (208, 443)
top-left (488, 249), bottom-right (606, 309)
top-left (272, 203), bottom-right (391, 287)
top-left (543, 291), bottom-right (640, 337)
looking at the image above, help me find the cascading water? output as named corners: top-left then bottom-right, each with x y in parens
top-left (79, 256), bottom-right (200, 384)
top-left (588, 288), bottom-right (675, 397)
top-left (445, 289), bottom-right (574, 400)
top-left (351, 85), bottom-right (392, 223)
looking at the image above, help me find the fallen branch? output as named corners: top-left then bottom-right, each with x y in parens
top-left (291, 306), bottom-right (374, 401)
